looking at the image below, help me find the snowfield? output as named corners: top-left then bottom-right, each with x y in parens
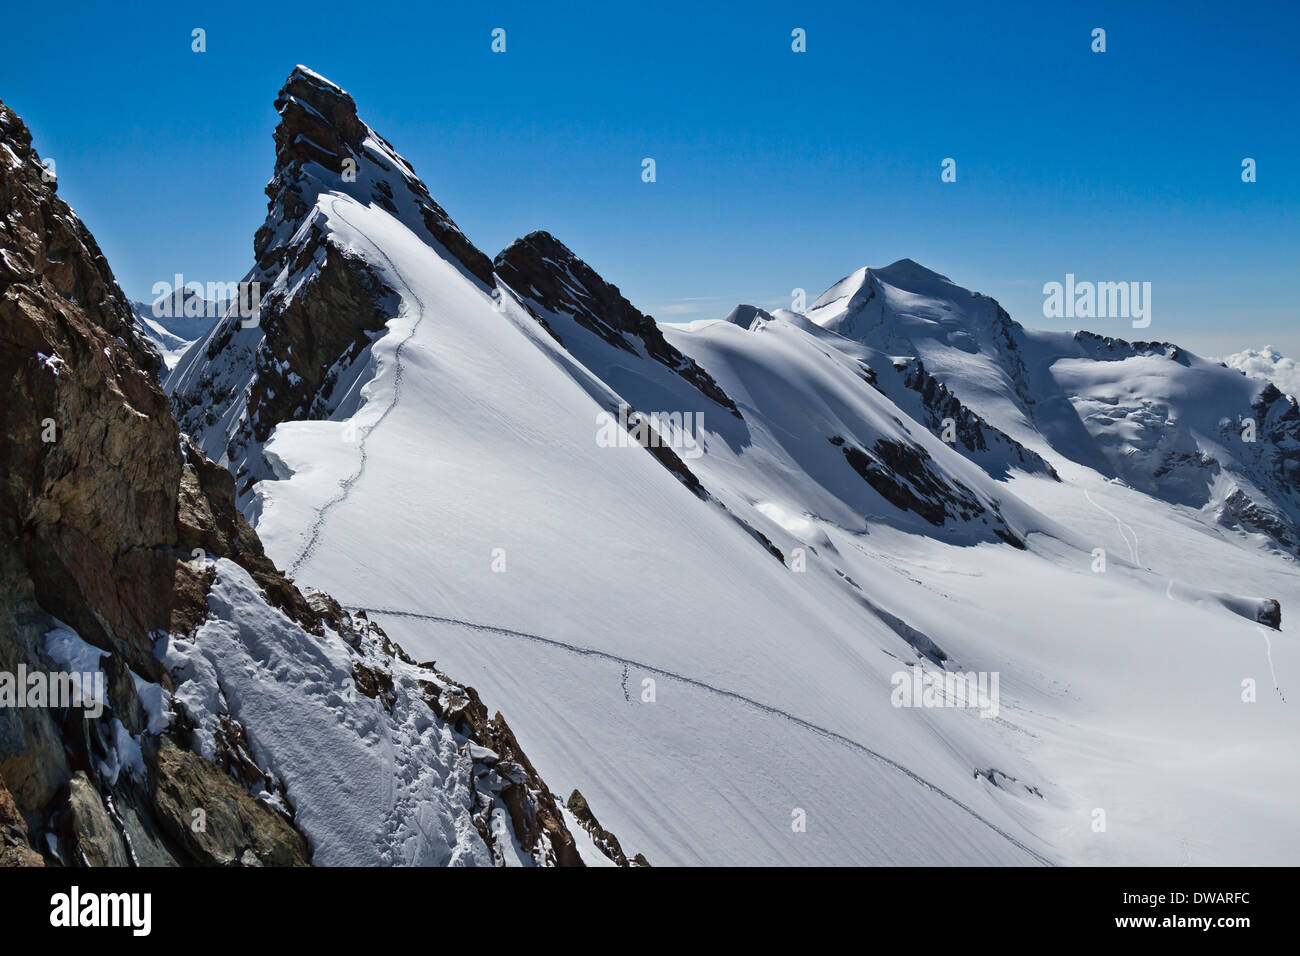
top-left (166, 68), bottom-right (1299, 867)
top-left (242, 194), bottom-right (1053, 865)
top-left (217, 190), bottom-right (1297, 865)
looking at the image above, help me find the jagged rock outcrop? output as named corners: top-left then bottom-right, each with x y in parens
top-left (1071, 331), bottom-right (1189, 365)
top-left (1257, 598), bottom-right (1282, 630)
top-left (258, 67), bottom-right (493, 286)
top-left (830, 435), bottom-right (1025, 547)
top-left (1, 92), bottom-right (586, 868)
top-left (1, 99), bottom-right (179, 684)
top-left (428, 674), bottom-right (582, 866)
top-left (149, 737), bottom-right (309, 867)
top-left (169, 67), bottom-right (497, 503)
top-left (56, 772), bottom-right (131, 867)
top-left (566, 789), bottom-right (649, 867)
top-left (898, 357), bottom-right (1058, 481)
top-left (496, 230), bottom-right (741, 417)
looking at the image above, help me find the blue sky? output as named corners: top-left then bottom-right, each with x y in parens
top-left (3, 0), bottom-right (1296, 356)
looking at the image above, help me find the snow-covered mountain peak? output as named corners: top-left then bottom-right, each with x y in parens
top-left (255, 65), bottom-right (493, 286)
top-left (873, 256), bottom-right (953, 284)
top-left (804, 262), bottom-right (1300, 558)
top-left (168, 66), bottom-right (501, 494)
top-left (808, 257), bottom-right (1006, 344)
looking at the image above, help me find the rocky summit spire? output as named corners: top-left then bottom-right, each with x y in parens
top-left (254, 65), bottom-right (493, 285)
top-left (270, 66), bottom-right (368, 179)
top-left (172, 66), bottom-right (500, 489)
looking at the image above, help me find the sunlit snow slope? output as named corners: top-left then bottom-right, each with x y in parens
top-left (174, 68), bottom-right (1299, 866)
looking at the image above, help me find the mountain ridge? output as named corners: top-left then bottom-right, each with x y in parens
top-left (9, 65), bottom-right (1297, 868)
top-left (0, 89), bottom-right (625, 869)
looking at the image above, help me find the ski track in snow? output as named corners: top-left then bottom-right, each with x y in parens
top-left (1083, 487), bottom-right (1140, 565)
top-left (1256, 625), bottom-right (1288, 703)
top-left (287, 199), bottom-right (425, 580)
top-left (351, 604), bottom-right (1054, 866)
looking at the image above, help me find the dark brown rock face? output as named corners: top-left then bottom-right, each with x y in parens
top-left (0, 99), bottom-right (181, 682)
top-left (246, 238), bottom-right (394, 447)
top-left (495, 230), bottom-right (741, 417)
top-left (58, 772), bottom-right (131, 867)
top-left (150, 737), bottom-right (309, 867)
top-left (566, 788), bottom-right (649, 867)
top-left (0, 94), bottom-right (315, 862)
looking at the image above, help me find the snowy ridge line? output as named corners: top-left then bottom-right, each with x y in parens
top-left (287, 198), bottom-right (425, 579)
top-left (349, 603), bottom-right (1055, 866)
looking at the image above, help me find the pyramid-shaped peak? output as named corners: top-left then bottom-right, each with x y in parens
top-left (873, 258), bottom-right (953, 285)
top-left (251, 66), bottom-right (493, 284)
top-left (499, 230), bottom-right (580, 266)
top-left (809, 258), bottom-right (965, 318)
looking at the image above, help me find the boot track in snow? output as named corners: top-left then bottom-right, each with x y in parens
top-left (351, 603), bottom-right (1056, 866)
top-left (287, 200), bottom-right (430, 579)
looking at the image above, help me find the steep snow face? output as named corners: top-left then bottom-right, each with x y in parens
top-left (807, 261), bottom-right (1300, 557)
top-left (167, 66), bottom-right (490, 499)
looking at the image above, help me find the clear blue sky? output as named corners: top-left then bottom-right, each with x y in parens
top-left (3, 0), bottom-right (1296, 356)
